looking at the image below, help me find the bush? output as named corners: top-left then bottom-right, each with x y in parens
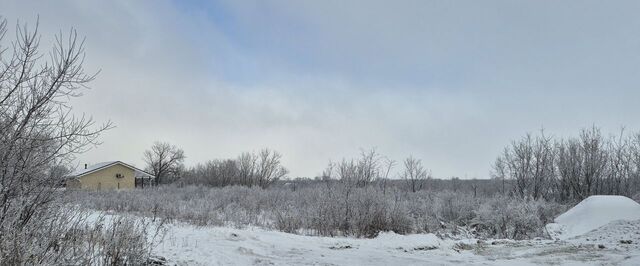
top-left (433, 191), bottom-right (477, 226)
top-left (72, 184), bottom-right (567, 240)
top-left (0, 204), bottom-right (163, 265)
top-left (472, 196), bottom-right (564, 239)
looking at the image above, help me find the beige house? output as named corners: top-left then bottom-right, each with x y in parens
top-left (66, 161), bottom-right (155, 190)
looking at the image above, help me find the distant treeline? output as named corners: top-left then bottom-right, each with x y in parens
top-left (178, 149), bottom-right (288, 188)
top-left (271, 178), bottom-right (502, 198)
top-left (174, 126), bottom-right (640, 204)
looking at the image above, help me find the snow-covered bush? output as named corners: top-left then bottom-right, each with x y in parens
top-left (472, 196), bottom-right (563, 239)
top-left (72, 185), bottom-right (566, 240)
top-left (403, 191), bottom-right (440, 233)
top-left (0, 203), bottom-right (163, 265)
top-left (347, 187), bottom-right (412, 237)
top-left (433, 191), bottom-right (478, 226)
top-left (86, 214), bottom-right (166, 265)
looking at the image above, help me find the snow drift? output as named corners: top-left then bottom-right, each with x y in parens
top-left (546, 195), bottom-right (640, 240)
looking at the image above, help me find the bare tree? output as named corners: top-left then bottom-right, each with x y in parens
top-left (494, 130), bottom-right (555, 200)
top-left (336, 148), bottom-right (382, 188)
top-left (501, 134), bottom-right (535, 198)
top-left (358, 148), bottom-right (381, 186)
top-left (143, 141), bottom-right (185, 185)
top-left (494, 126), bottom-right (640, 202)
top-left (604, 129), bottom-right (632, 196)
top-left (322, 160), bottom-right (335, 181)
top-left (578, 127), bottom-right (607, 198)
top-left (182, 159), bottom-right (239, 187)
top-left (530, 130), bottom-right (555, 200)
top-left (556, 138), bottom-right (582, 201)
top-left (255, 148), bottom-right (288, 188)
top-left (631, 133), bottom-right (640, 195)
top-left (377, 157), bottom-right (396, 194)
top-left (401, 156), bottom-right (430, 193)
top-left (237, 151), bottom-right (257, 186)
top-left (337, 159), bottom-right (358, 186)
top-left (491, 156), bottom-right (508, 196)
top-left (0, 17), bottom-right (111, 263)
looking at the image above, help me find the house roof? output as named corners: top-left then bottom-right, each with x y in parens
top-left (70, 161), bottom-right (155, 178)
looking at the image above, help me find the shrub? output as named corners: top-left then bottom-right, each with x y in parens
top-left (471, 196), bottom-right (563, 239)
top-left (72, 185), bottom-right (567, 240)
top-left (0, 204), bottom-right (163, 265)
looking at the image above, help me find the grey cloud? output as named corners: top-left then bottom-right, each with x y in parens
top-left (2, 0), bottom-right (640, 179)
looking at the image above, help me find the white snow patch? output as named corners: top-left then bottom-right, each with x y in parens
top-left (373, 231), bottom-right (443, 250)
top-left (152, 222), bottom-right (640, 265)
top-left (570, 219), bottom-right (640, 246)
top-left (155, 224), bottom-right (486, 265)
top-left (546, 195), bottom-right (640, 240)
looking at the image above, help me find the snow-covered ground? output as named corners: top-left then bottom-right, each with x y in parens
top-left (154, 220), bottom-right (640, 266)
top-left (151, 195), bottom-right (640, 265)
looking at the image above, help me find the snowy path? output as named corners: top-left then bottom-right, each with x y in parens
top-left (154, 222), bottom-right (640, 266)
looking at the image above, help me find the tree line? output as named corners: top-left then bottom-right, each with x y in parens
top-left (145, 126), bottom-right (640, 206)
top-left (178, 149), bottom-right (289, 188)
top-left (148, 144), bottom-right (435, 192)
top-left (142, 141), bottom-right (289, 188)
top-left (493, 127), bottom-right (640, 202)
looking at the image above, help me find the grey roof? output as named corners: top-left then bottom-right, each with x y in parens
top-left (71, 161), bottom-right (155, 178)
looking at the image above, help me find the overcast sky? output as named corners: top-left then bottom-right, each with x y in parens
top-left (3, 0), bottom-right (640, 179)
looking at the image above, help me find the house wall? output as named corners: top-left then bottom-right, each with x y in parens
top-left (77, 164), bottom-right (135, 190)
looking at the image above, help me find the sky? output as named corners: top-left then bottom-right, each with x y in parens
top-left (2, 0), bottom-right (640, 179)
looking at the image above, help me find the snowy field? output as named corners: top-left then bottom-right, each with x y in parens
top-left (82, 195), bottom-right (640, 265)
top-left (154, 221), bottom-right (640, 265)
top-left (150, 196), bottom-right (640, 265)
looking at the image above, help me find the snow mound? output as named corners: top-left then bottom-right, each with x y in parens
top-left (546, 195), bottom-right (640, 240)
